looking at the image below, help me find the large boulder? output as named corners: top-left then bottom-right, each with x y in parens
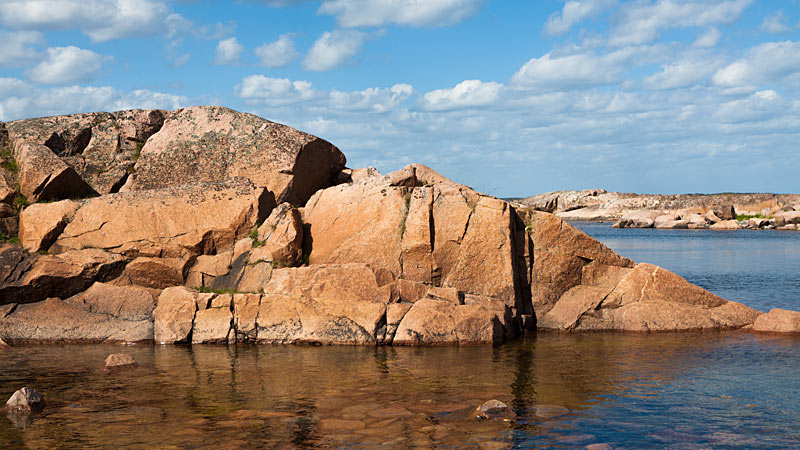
top-left (774, 211), bottom-right (800, 227)
top-left (539, 263), bottom-right (761, 331)
top-left (611, 210), bottom-right (662, 228)
top-left (125, 106), bottom-right (346, 205)
top-left (14, 142), bottom-right (97, 202)
top-left (51, 178), bottom-right (274, 258)
top-left (710, 220), bottom-right (740, 230)
top-left (249, 203), bottom-right (303, 266)
top-left (7, 109), bottom-right (169, 194)
top-left (393, 297), bottom-right (508, 345)
top-left (752, 309), bottom-right (800, 333)
top-left (0, 297), bottom-right (152, 343)
top-left (18, 199), bottom-right (79, 252)
top-left (713, 205), bottom-right (736, 221)
top-left (64, 282), bottom-right (157, 321)
top-left (0, 246), bottom-right (126, 305)
top-left (153, 286), bottom-right (197, 344)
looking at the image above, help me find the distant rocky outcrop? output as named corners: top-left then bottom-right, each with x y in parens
top-left (0, 106), bottom-right (794, 345)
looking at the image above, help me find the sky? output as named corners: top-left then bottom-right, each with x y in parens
top-left (1, 0), bottom-right (799, 196)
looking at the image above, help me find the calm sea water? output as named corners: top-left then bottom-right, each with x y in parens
top-left (1, 225), bottom-right (799, 449)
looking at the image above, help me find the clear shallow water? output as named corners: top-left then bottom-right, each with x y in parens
top-left (1, 225), bottom-right (799, 449)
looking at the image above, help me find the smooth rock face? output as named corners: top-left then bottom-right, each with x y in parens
top-left (64, 282), bottom-right (157, 321)
top-left (752, 309), bottom-right (800, 333)
top-left (710, 220), bottom-right (740, 230)
top-left (0, 246), bottom-right (126, 305)
top-left (120, 257), bottom-right (188, 289)
top-left (0, 298), bottom-right (152, 343)
top-left (153, 286), bottom-right (197, 344)
top-left (774, 211), bottom-right (800, 227)
top-left (14, 143), bottom-right (97, 202)
top-left (19, 200), bottom-right (79, 252)
top-left (250, 203), bottom-right (303, 266)
top-left (5, 387), bottom-right (45, 413)
top-left (192, 306), bottom-right (232, 344)
top-left (127, 106), bottom-right (346, 205)
top-left (52, 178), bottom-right (274, 258)
top-left (393, 298), bottom-right (508, 345)
top-left (104, 353), bottom-right (138, 371)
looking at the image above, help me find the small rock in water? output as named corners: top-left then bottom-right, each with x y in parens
top-left (475, 399), bottom-right (511, 420)
top-left (104, 353), bottom-right (138, 372)
top-left (5, 387), bottom-right (46, 414)
top-left (586, 444), bottom-right (613, 450)
top-left (533, 404), bottom-right (569, 419)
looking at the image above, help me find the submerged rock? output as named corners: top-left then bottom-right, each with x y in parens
top-left (104, 353), bottom-right (138, 371)
top-left (475, 399), bottom-right (511, 420)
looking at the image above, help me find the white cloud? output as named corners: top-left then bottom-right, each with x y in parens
top-left (235, 75), bottom-right (317, 104)
top-left (303, 29), bottom-right (366, 71)
top-left (0, 30), bottom-right (45, 67)
top-left (711, 41), bottom-right (800, 90)
top-left (714, 89), bottom-right (783, 123)
top-left (693, 28), bottom-right (721, 48)
top-left (609, 0), bottom-right (752, 46)
top-left (0, 0), bottom-right (171, 42)
top-left (644, 59), bottom-right (718, 89)
top-left (214, 37), bottom-right (244, 65)
top-left (172, 53), bottom-right (191, 67)
top-left (544, 0), bottom-right (615, 35)
top-left (330, 84), bottom-right (413, 112)
top-left (28, 46), bottom-right (106, 85)
top-left (760, 11), bottom-right (792, 34)
top-left (0, 81), bottom-right (187, 121)
top-left (166, 13), bottom-right (236, 40)
top-left (255, 34), bottom-right (298, 67)
top-left (511, 47), bottom-right (657, 91)
top-left (318, 0), bottom-right (481, 28)
top-left (421, 80), bottom-right (503, 111)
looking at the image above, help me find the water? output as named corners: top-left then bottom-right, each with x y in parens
top-left (1, 225), bottom-right (799, 449)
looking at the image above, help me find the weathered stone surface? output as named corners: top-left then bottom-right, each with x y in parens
top-left (52, 178), bottom-right (274, 258)
top-left (611, 210), bottom-right (662, 228)
top-left (249, 203), bottom-right (303, 266)
top-left (774, 211), bottom-right (800, 227)
top-left (104, 353), bottom-right (138, 371)
top-left (18, 199), bottom-right (79, 252)
top-left (153, 286), bottom-right (197, 344)
top-left (5, 387), bottom-right (45, 413)
top-left (14, 143), bottom-right (97, 202)
top-left (654, 214), bottom-right (689, 229)
top-left (120, 257), bottom-right (188, 289)
top-left (233, 293), bottom-right (261, 342)
top-left (7, 109), bottom-right (169, 194)
top-left (704, 210), bottom-right (722, 224)
top-left (0, 246), bottom-right (126, 304)
top-left (0, 298), bottom-right (151, 343)
top-left (540, 263), bottom-right (761, 332)
top-left (475, 400), bottom-right (510, 420)
top-left (710, 220), bottom-right (740, 230)
top-left (752, 309), bottom-right (800, 333)
top-left (192, 306), bottom-right (232, 344)
top-left (126, 106), bottom-right (346, 205)
top-left (64, 282), bottom-right (157, 321)
top-left (393, 298), bottom-right (507, 345)
top-left (255, 264), bottom-right (389, 344)
top-left (713, 205), bottom-right (736, 220)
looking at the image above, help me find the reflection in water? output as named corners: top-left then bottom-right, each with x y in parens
top-left (2, 333), bottom-right (799, 448)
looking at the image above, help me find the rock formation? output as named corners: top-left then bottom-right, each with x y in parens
top-left (0, 106), bottom-right (792, 345)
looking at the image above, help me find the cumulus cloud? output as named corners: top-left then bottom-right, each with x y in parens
top-left (28, 46), bottom-right (106, 85)
top-left (166, 13), bottom-right (236, 40)
top-left (235, 75), bottom-right (317, 104)
top-left (318, 0), bottom-right (482, 28)
top-left (511, 47), bottom-right (657, 91)
top-left (544, 0), bottom-right (616, 35)
top-left (421, 80), bottom-right (503, 111)
top-left (0, 30), bottom-right (45, 67)
top-left (0, 0), bottom-right (171, 42)
top-left (711, 41), bottom-right (800, 90)
top-left (0, 79), bottom-right (187, 121)
top-left (714, 89), bottom-right (783, 123)
top-left (330, 84), bottom-right (413, 112)
top-left (303, 30), bottom-right (366, 71)
top-left (255, 34), bottom-right (298, 67)
top-left (760, 11), bottom-right (792, 34)
top-left (693, 28), bottom-right (721, 48)
top-left (608, 0), bottom-right (752, 46)
top-left (644, 59), bottom-right (719, 89)
top-left (214, 37), bottom-right (244, 65)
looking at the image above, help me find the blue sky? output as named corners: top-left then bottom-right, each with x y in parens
top-left (1, 0), bottom-right (799, 196)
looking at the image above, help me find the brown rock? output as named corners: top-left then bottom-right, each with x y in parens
top-left (249, 203), bottom-right (303, 266)
top-left (14, 142), bottom-right (97, 202)
top-left (611, 210), bottom-right (662, 228)
top-left (752, 309), bottom-right (800, 333)
top-left (18, 199), bottom-right (79, 252)
top-left (0, 297), bottom-right (152, 343)
top-left (104, 353), bottom-right (138, 371)
top-left (153, 286), bottom-right (197, 344)
top-left (0, 246), bottom-right (126, 305)
top-left (710, 220), bottom-right (740, 230)
top-left (232, 293), bottom-right (261, 342)
top-left (127, 106), bottom-right (346, 204)
top-left (121, 257), bottom-right (188, 289)
top-left (52, 178), bottom-right (274, 258)
top-left (5, 387), bottom-right (45, 414)
top-left (256, 264), bottom-right (389, 344)
top-left (475, 400), bottom-right (510, 420)
top-left (401, 186), bottom-right (434, 282)
top-left (187, 251), bottom-right (232, 285)
top-left (192, 306), bottom-right (233, 344)
top-left (393, 298), bottom-right (508, 345)
top-left (704, 210), bottom-right (722, 224)
top-left (654, 214), bottom-right (688, 229)
top-left (713, 205), bottom-right (736, 220)
top-left (64, 282), bottom-right (157, 321)
top-left (235, 261), bottom-right (274, 293)
top-left (774, 211), bottom-right (800, 227)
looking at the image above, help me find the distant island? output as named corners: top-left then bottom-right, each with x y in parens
top-left (509, 190), bottom-right (800, 230)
